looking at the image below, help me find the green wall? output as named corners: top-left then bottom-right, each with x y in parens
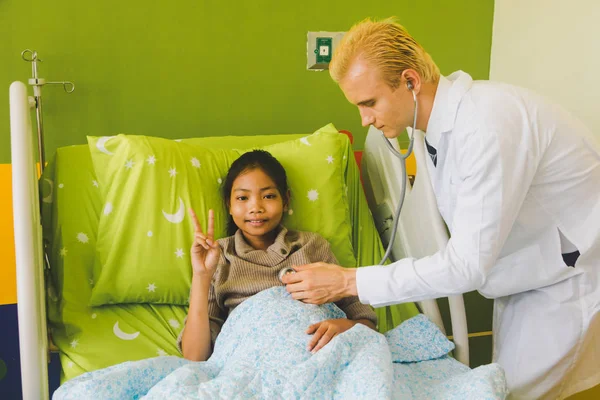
top-left (1, 0), bottom-right (494, 163)
top-left (0, 3), bottom-right (497, 387)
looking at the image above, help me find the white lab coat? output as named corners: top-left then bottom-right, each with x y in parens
top-left (357, 71), bottom-right (600, 399)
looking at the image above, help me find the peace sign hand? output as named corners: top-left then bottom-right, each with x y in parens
top-left (189, 208), bottom-right (220, 278)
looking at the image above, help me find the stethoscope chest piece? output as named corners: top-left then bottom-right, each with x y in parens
top-left (278, 267), bottom-right (296, 283)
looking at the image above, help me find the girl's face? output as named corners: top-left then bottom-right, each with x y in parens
top-left (229, 168), bottom-right (287, 250)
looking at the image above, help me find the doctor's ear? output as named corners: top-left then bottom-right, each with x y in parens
top-left (401, 69), bottom-right (421, 93)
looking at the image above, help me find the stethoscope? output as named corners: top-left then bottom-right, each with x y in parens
top-left (377, 81), bottom-right (417, 265)
top-left (279, 266), bottom-right (296, 282)
top-left (278, 81), bottom-right (418, 281)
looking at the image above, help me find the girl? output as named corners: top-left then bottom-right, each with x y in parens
top-left (179, 150), bottom-right (377, 361)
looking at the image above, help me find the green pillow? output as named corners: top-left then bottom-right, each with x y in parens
top-left (87, 134), bottom-right (306, 187)
top-left (184, 133), bottom-right (305, 149)
top-left (87, 124), bottom-right (356, 305)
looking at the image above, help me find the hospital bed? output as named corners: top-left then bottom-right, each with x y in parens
top-left (9, 78), bottom-right (503, 399)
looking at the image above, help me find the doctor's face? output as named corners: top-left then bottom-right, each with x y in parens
top-left (339, 58), bottom-right (414, 139)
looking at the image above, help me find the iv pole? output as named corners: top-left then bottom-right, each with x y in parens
top-left (21, 49), bottom-right (75, 173)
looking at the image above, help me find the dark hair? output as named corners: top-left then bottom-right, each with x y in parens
top-left (222, 150), bottom-right (289, 236)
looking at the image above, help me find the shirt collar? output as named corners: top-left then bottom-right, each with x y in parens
top-left (425, 71), bottom-right (473, 148)
top-left (234, 226), bottom-right (291, 260)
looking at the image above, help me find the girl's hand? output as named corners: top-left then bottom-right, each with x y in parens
top-left (306, 318), bottom-right (356, 353)
top-left (189, 208), bottom-right (220, 278)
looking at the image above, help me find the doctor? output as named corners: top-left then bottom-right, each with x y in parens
top-left (282, 18), bottom-right (600, 399)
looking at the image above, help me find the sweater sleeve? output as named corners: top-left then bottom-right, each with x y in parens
top-left (334, 296), bottom-right (378, 327)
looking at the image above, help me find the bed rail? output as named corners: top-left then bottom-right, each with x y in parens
top-left (9, 81), bottom-right (50, 400)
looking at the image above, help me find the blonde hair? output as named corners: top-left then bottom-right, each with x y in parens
top-left (330, 17), bottom-right (440, 89)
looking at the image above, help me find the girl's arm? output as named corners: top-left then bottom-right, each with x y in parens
top-left (181, 275), bottom-right (213, 361)
top-left (181, 208), bottom-right (221, 361)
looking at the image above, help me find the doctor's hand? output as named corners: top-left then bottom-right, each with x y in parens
top-left (281, 262), bottom-right (358, 304)
top-left (189, 208), bottom-right (220, 278)
top-left (306, 318), bottom-right (355, 353)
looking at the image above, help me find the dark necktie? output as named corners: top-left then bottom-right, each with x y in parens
top-left (562, 251), bottom-right (580, 267)
top-left (425, 138), bottom-right (437, 167)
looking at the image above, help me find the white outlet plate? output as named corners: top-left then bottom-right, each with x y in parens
top-left (307, 31), bottom-right (345, 71)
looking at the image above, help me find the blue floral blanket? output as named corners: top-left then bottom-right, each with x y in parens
top-left (53, 287), bottom-right (507, 399)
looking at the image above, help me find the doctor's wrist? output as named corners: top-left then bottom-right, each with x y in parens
top-left (342, 268), bottom-right (358, 297)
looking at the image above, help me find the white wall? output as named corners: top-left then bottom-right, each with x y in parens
top-left (490, 0), bottom-right (600, 133)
